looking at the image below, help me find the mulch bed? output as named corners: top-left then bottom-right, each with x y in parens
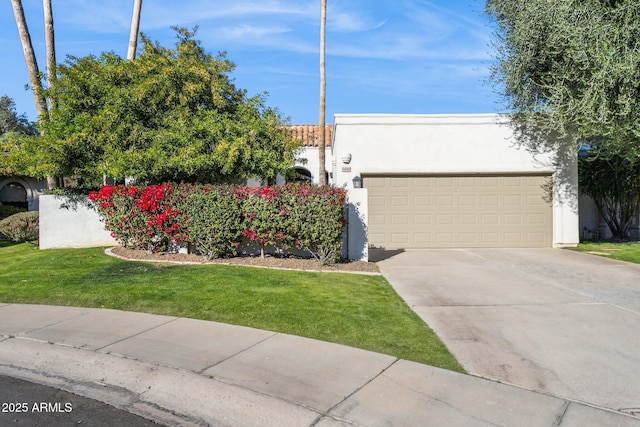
top-left (109, 246), bottom-right (380, 274)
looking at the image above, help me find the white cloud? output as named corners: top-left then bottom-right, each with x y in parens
top-left (221, 25), bottom-right (291, 40)
top-left (327, 10), bottom-right (386, 33)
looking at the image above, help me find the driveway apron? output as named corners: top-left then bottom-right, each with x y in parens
top-left (376, 248), bottom-right (640, 415)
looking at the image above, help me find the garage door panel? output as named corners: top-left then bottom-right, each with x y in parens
top-left (368, 214), bottom-right (387, 225)
top-left (481, 233), bottom-right (500, 244)
top-left (436, 195), bottom-right (454, 206)
top-left (364, 175), bottom-right (552, 249)
top-left (391, 233), bottom-right (409, 244)
top-left (435, 232), bottom-right (454, 244)
top-left (414, 233), bottom-right (432, 244)
top-left (458, 214), bottom-right (477, 225)
top-left (504, 195), bottom-right (522, 205)
top-left (391, 178), bottom-right (409, 188)
top-left (414, 214), bottom-right (431, 224)
top-left (526, 194), bottom-right (546, 206)
top-left (527, 232), bottom-right (546, 243)
top-left (391, 195), bottom-right (409, 206)
top-left (437, 178), bottom-right (455, 188)
top-left (504, 214), bottom-right (522, 225)
top-left (458, 233), bottom-right (478, 244)
top-left (369, 196), bottom-right (386, 207)
top-left (527, 213), bottom-right (545, 224)
top-left (436, 214), bottom-right (454, 225)
top-left (391, 215), bottom-right (409, 225)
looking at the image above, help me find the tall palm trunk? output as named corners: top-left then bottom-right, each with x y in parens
top-left (43, 0), bottom-right (58, 188)
top-left (43, 0), bottom-right (56, 110)
top-left (127, 0), bottom-right (143, 60)
top-left (11, 0), bottom-right (57, 189)
top-left (318, 0), bottom-right (327, 185)
top-left (11, 0), bottom-right (47, 119)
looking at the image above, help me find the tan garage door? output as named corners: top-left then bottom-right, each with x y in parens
top-left (365, 175), bottom-right (552, 249)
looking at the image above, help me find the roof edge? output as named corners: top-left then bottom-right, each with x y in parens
top-left (333, 113), bottom-right (510, 126)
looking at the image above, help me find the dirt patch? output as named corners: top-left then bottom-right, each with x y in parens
top-left (109, 246), bottom-right (380, 274)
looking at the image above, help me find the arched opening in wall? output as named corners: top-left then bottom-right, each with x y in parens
top-left (0, 182), bottom-right (28, 209)
top-left (290, 167), bottom-right (313, 183)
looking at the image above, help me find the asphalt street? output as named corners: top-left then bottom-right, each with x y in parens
top-left (0, 375), bottom-right (161, 426)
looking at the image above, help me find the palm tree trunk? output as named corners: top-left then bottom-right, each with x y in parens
top-left (127, 0), bottom-right (143, 60)
top-left (43, 0), bottom-right (56, 110)
top-left (318, 0), bottom-right (327, 185)
top-left (10, 0), bottom-right (47, 119)
top-left (11, 0), bottom-right (57, 189)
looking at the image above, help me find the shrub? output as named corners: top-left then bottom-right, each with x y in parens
top-left (89, 184), bottom-right (185, 252)
top-left (0, 211), bottom-right (39, 242)
top-left (282, 184), bottom-right (346, 264)
top-left (237, 186), bottom-right (292, 257)
top-left (178, 185), bottom-right (243, 260)
top-left (90, 183), bottom-right (346, 264)
top-left (0, 205), bottom-right (26, 220)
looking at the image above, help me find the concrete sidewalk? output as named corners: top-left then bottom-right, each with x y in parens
top-left (0, 303), bottom-right (638, 426)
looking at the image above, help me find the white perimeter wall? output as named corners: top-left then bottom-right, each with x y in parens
top-left (332, 114), bottom-right (580, 251)
top-left (39, 195), bottom-right (116, 249)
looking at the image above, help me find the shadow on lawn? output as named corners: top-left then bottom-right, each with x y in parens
top-left (0, 240), bottom-right (23, 249)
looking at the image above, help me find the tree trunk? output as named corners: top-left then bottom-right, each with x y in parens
top-left (43, 0), bottom-right (56, 109)
top-left (11, 0), bottom-right (56, 189)
top-left (11, 0), bottom-right (47, 119)
top-left (127, 0), bottom-right (143, 60)
top-left (318, 0), bottom-right (327, 185)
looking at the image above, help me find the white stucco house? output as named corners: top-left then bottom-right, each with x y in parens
top-left (282, 124), bottom-right (333, 185)
top-left (0, 176), bottom-right (47, 211)
top-left (38, 114), bottom-right (586, 257)
top-left (327, 114), bottom-right (580, 260)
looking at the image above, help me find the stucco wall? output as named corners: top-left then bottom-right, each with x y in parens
top-left (0, 176), bottom-right (47, 211)
top-left (294, 146), bottom-right (333, 184)
top-left (345, 189), bottom-right (368, 261)
top-left (39, 195), bottom-right (117, 249)
top-left (331, 114), bottom-right (580, 250)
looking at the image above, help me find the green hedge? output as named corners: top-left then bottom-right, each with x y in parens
top-left (0, 211), bottom-right (39, 242)
top-left (90, 183), bottom-right (346, 264)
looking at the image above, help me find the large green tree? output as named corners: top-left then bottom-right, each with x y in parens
top-left (4, 28), bottom-right (299, 185)
top-left (486, 0), bottom-right (640, 151)
top-left (487, 0), bottom-right (640, 239)
top-left (579, 144), bottom-right (640, 239)
top-left (0, 96), bottom-right (37, 138)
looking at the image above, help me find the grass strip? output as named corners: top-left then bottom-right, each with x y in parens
top-left (0, 242), bottom-right (463, 372)
top-left (572, 241), bottom-right (640, 264)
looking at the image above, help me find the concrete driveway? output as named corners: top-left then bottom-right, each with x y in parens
top-left (376, 248), bottom-right (640, 416)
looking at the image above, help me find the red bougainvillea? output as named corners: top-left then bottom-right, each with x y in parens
top-left (91, 183), bottom-right (346, 263)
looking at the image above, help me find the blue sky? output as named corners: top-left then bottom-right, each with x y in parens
top-left (0, 0), bottom-right (500, 124)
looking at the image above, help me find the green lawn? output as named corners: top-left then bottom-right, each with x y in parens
top-left (0, 241), bottom-right (463, 372)
top-left (573, 241), bottom-right (640, 264)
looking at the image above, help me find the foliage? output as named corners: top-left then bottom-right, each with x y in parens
top-left (44, 186), bottom-right (97, 196)
top-left (0, 243), bottom-right (464, 371)
top-left (0, 205), bottom-right (26, 221)
top-left (178, 185), bottom-right (243, 260)
top-left (0, 211), bottom-right (38, 242)
top-left (0, 96), bottom-right (39, 176)
top-left (91, 183), bottom-right (346, 264)
top-left (486, 0), bottom-right (640, 152)
top-left (237, 186), bottom-right (291, 257)
top-left (0, 96), bottom-right (37, 138)
top-left (89, 184), bottom-right (185, 252)
top-left (4, 28), bottom-right (300, 184)
top-left (579, 146), bottom-right (640, 239)
top-left (282, 184), bottom-right (346, 264)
